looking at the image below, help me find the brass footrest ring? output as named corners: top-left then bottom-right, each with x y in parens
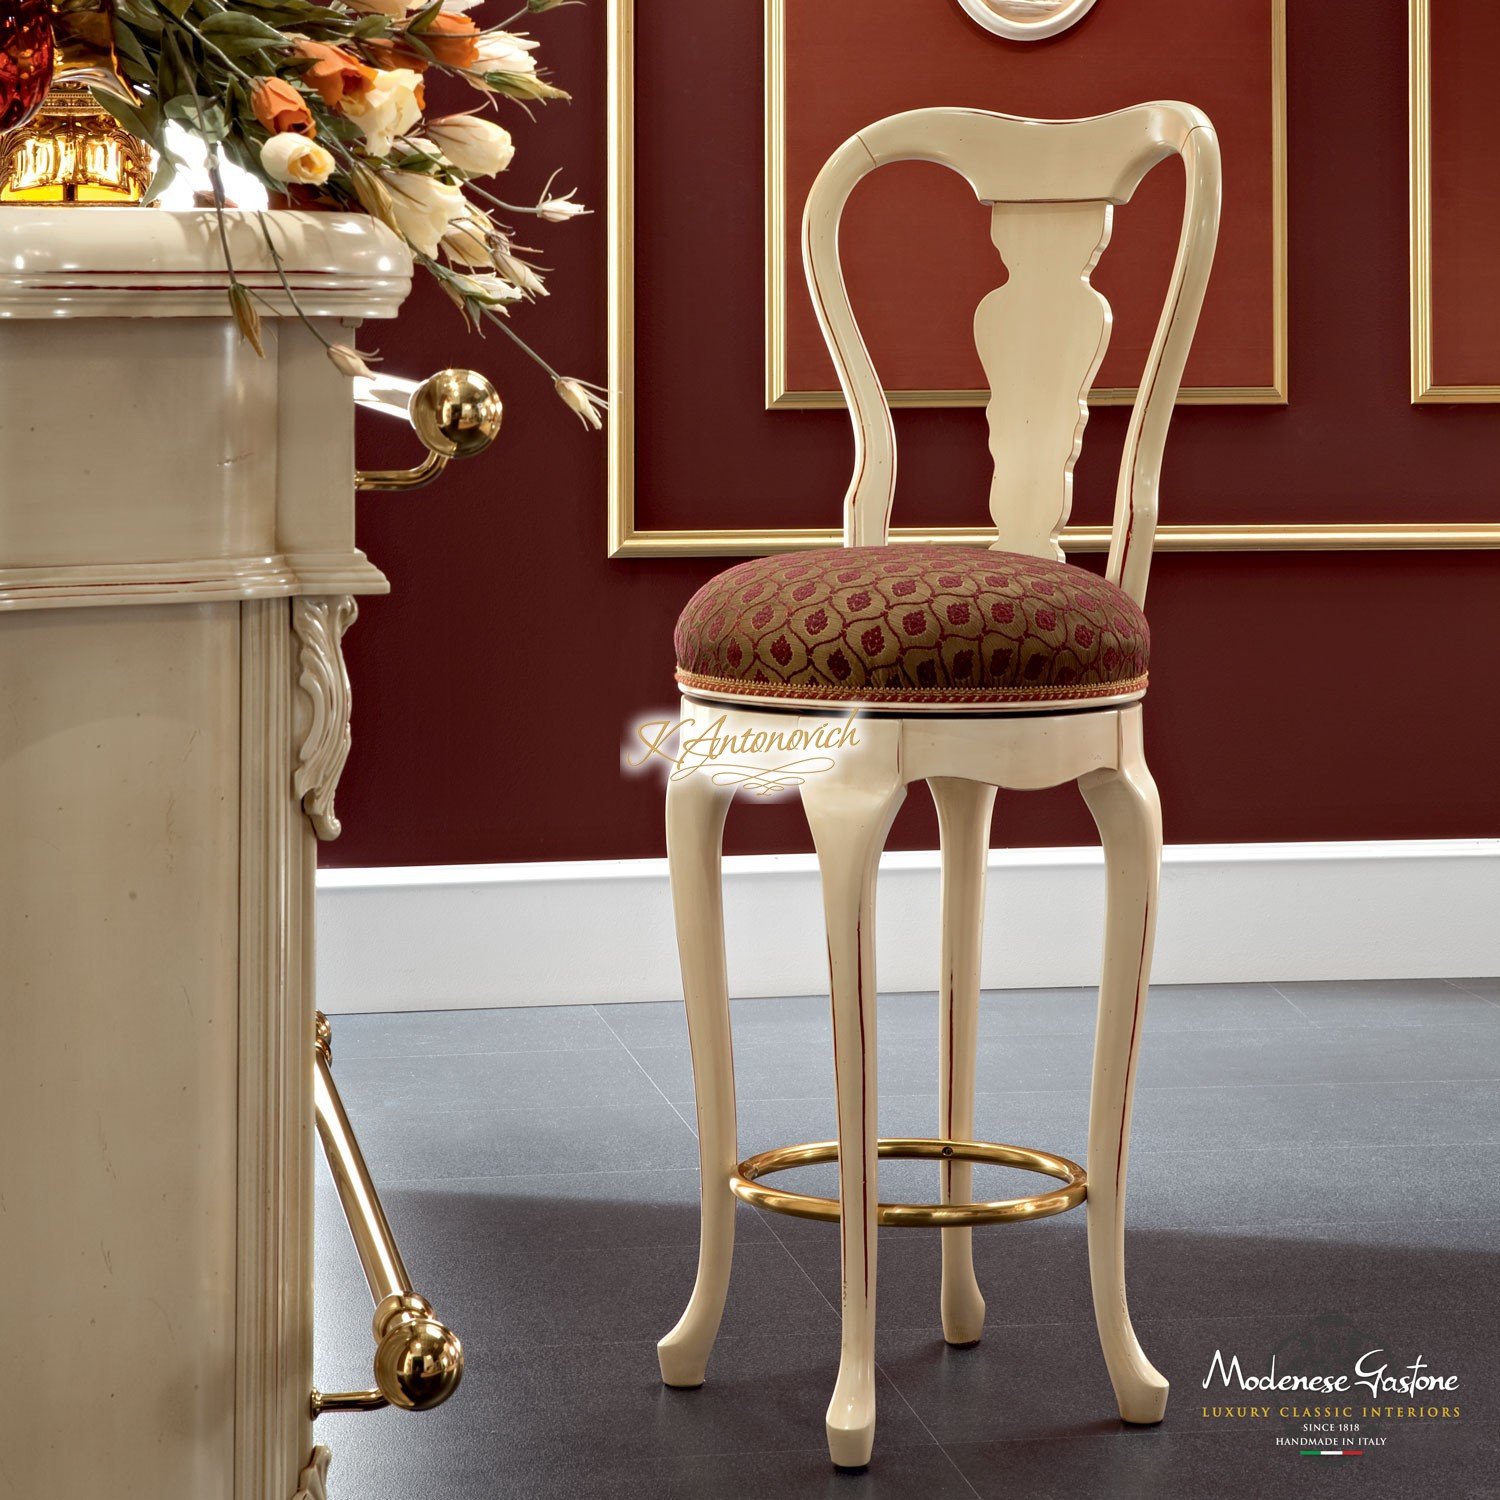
top-left (731, 1136), bottom-right (1086, 1227)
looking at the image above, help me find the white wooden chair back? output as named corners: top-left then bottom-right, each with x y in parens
top-left (801, 104), bottom-right (1221, 605)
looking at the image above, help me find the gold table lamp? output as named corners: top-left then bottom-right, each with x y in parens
top-left (0, 0), bottom-right (149, 205)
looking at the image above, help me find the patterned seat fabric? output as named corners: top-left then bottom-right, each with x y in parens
top-left (674, 545), bottom-right (1149, 706)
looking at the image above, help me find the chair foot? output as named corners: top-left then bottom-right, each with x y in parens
top-left (1116, 1367), bottom-right (1170, 1425)
top-left (940, 1272), bottom-right (986, 1346)
top-left (825, 1376), bottom-right (877, 1469)
top-left (656, 1332), bottom-right (709, 1389)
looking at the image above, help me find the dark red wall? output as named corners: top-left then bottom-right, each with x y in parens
top-left (327, 1), bottom-right (1500, 869)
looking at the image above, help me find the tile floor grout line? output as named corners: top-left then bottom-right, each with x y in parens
top-left (757, 1204), bottom-right (847, 1323)
top-left (876, 1373), bottom-right (984, 1498)
top-left (709, 1075), bottom-right (1500, 1108)
top-left (1267, 982), bottom-right (1320, 1025)
top-left (622, 1019), bottom-right (1337, 1046)
top-left (748, 1179), bottom-right (983, 1495)
top-left (610, 991), bottom-right (972, 1452)
top-left (592, 1004), bottom-right (704, 1141)
top-left (929, 1440), bottom-right (989, 1497)
top-left (1253, 984), bottom-right (1327, 1026)
top-left (451, 1285), bottom-right (1500, 1353)
top-left (1438, 977), bottom-right (1500, 1004)
top-left (325, 1044), bottom-right (640, 1064)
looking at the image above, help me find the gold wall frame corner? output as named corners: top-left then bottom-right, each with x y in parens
top-left (1408, 0), bottom-right (1500, 404)
top-left (760, 0), bottom-right (1289, 413)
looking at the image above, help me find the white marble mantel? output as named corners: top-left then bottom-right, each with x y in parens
top-left (0, 208), bottom-right (408, 610)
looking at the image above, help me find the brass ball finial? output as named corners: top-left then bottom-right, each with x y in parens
top-left (371, 1293), bottom-right (464, 1411)
top-left (409, 369), bottom-right (503, 460)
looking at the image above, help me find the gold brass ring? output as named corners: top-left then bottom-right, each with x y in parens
top-left (731, 1136), bottom-right (1087, 1227)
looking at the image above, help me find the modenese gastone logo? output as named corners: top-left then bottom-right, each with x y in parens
top-left (1203, 1348), bottom-right (1459, 1401)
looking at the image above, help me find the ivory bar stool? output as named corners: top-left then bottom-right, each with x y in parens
top-left (656, 104), bottom-right (1220, 1468)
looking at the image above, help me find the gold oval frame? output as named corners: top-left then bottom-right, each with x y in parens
top-left (954, 0), bottom-right (1100, 44)
top-left (732, 1135), bottom-right (1088, 1227)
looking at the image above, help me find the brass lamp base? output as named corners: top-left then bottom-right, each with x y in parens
top-left (0, 82), bottom-right (149, 204)
top-left (731, 1136), bottom-right (1088, 1227)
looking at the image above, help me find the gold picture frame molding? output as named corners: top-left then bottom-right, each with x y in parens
top-left (1408, 0), bottom-right (1498, 402)
top-left (606, 0), bottom-right (1500, 557)
top-left (765, 0), bottom-right (1288, 410)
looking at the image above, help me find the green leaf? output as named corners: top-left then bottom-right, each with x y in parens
top-left (405, 0), bottom-right (445, 34)
top-left (111, 21), bottom-right (152, 70)
top-left (320, 112), bottom-right (362, 143)
top-left (119, 55), bottom-right (157, 89)
top-left (162, 91), bottom-right (229, 142)
top-left (92, 87), bottom-right (150, 142)
top-left (145, 151), bottom-right (179, 204)
top-left (197, 104), bottom-right (230, 142)
top-left (392, 31), bottom-right (435, 65)
top-left (158, 28), bottom-right (193, 101)
top-left (199, 12), bottom-right (289, 46)
top-left (114, 0), bottom-right (163, 31)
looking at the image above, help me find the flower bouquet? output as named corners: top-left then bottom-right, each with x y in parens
top-left (95, 0), bottom-right (603, 426)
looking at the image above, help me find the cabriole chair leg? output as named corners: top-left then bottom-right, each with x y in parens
top-left (657, 772), bottom-right (739, 1389)
top-left (1078, 714), bottom-right (1169, 1424)
top-left (801, 770), bottom-right (907, 1468)
top-left (930, 775), bottom-right (997, 1347)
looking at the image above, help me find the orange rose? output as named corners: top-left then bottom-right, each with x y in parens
top-left (368, 13), bottom-right (480, 71)
top-left (362, 36), bottom-right (427, 73)
top-left (294, 42), bottom-right (375, 109)
top-left (419, 13), bottom-right (479, 68)
top-left (251, 77), bottom-right (315, 135)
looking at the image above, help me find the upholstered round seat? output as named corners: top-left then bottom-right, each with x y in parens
top-left (674, 545), bottom-right (1149, 708)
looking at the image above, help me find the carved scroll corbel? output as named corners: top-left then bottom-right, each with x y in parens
top-left (292, 1446), bottom-right (332, 1500)
top-left (292, 596), bottom-right (358, 840)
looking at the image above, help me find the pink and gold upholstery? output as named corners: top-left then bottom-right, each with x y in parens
top-left (674, 544), bottom-right (1149, 707)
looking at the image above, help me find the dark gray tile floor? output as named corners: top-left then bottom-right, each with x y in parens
top-left (315, 981), bottom-right (1500, 1499)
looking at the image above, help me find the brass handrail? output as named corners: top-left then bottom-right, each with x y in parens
top-left (311, 1013), bottom-right (464, 1417)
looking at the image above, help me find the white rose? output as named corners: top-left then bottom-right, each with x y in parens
top-left (449, 272), bottom-right (524, 304)
top-left (492, 245), bottom-right (547, 297)
top-left (441, 206), bottom-right (497, 267)
top-left (378, 170), bottom-right (468, 258)
top-left (536, 187), bottom-right (585, 223)
top-left (472, 31), bottom-right (539, 75)
top-left (425, 116), bottom-right (515, 177)
top-left (326, 342), bottom-right (377, 379)
top-left (345, 0), bottom-right (414, 15)
top-left (554, 377), bottom-right (604, 430)
top-left (259, 133), bottom-right (336, 187)
top-left (342, 68), bottom-right (425, 160)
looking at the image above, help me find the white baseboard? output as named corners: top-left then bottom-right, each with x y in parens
top-left (313, 839), bottom-right (1500, 1013)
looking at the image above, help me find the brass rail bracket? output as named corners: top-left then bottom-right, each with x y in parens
top-left (355, 368), bottom-right (503, 492)
top-left (731, 1136), bottom-right (1087, 1227)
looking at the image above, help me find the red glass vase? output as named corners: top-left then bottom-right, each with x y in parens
top-left (0, 0), bottom-right (55, 132)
